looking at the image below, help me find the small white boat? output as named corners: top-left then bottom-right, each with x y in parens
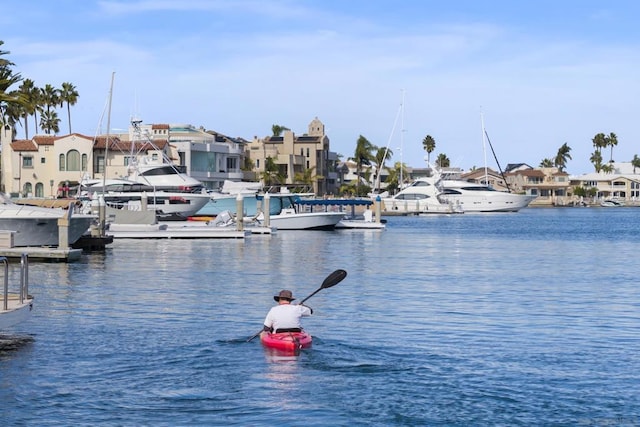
top-left (336, 209), bottom-right (386, 230)
top-left (600, 199), bottom-right (625, 207)
top-left (253, 194), bottom-right (344, 230)
top-left (0, 254), bottom-right (33, 330)
top-left (294, 198), bottom-right (386, 230)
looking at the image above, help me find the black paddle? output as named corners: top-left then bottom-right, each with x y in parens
top-left (247, 269), bottom-right (347, 342)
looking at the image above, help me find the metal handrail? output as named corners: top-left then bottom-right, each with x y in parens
top-left (1, 254), bottom-right (30, 311)
top-left (1, 256), bottom-right (8, 311)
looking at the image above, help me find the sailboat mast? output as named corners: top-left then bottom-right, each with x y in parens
top-left (480, 111), bottom-right (488, 186)
top-left (103, 71), bottom-right (115, 189)
top-left (400, 89), bottom-right (405, 188)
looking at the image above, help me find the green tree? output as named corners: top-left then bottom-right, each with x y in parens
top-left (435, 153), bottom-right (450, 168)
top-left (590, 150), bottom-right (603, 173)
top-left (372, 147), bottom-right (392, 192)
top-left (294, 166), bottom-right (322, 187)
top-left (422, 135), bottom-right (436, 165)
top-left (18, 78), bottom-right (39, 138)
top-left (554, 142), bottom-right (572, 172)
top-left (259, 156), bottom-right (284, 186)
top-left (60, 81), bottom-right (79, 134)
top-left (40, 83), bottom-right (60, 134)
top-left (271, 124), bottom-right (289, 137)
top-left (384, 161), bottom-right (408, 194)
top-left (539, 158), bottom-right (554, 167)
top-left (349, 135), bottom-right (376, 196)
top-left (631, 154), bottom-right (640, 174)
top-left (606, 132), bottom-right (618, 163)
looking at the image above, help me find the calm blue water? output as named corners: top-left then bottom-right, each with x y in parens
top-left (1, 208), bottom-right (639, 426)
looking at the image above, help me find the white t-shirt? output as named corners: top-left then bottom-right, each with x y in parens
top-left (263, 304), bottom-right (312, 332)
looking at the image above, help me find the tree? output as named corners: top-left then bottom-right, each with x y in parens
top-left (384, 161), bottom-right (408, 194)
top-left (349, 135), bottom-right (376, 196)
top-left (435, 153), bottom-right (450, 168)
top-left (590, 150), bottom-right (603, 173)
top-left (539, 158), bottom-right (554, 168)
top-left (60, 82), bottom-right (79, 134)
top-left (0, 41), bottom-right (24, 129)
top-left (271, 124), bottom-right (289, 137)
top-left (554, 142), bottom-right (572, 172)
top-left (40, 83), bottom-right (60, 134)
top-left (294, 166), bottom-right (322, 187)
top-left (18, 78), bottom-right (38, 138)
top-left (606, 132), bottom-right (618, 163)
top-left (259, 156), bottom-right (284, 186)
top-left (631, 154), bottom-right (640, 174)
top-left (422, 135), bottom-right (436, 166)
top-left (372, 147), bottom-right (393, 192)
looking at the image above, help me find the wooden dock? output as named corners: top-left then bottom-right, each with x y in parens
top-left (0, 247), bottom-right (83, 262)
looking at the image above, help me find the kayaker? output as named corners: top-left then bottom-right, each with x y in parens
top-left (261, 290), bottom-right (313, 335)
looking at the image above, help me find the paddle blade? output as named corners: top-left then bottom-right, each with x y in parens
top-left (321, 269), bottom-right (347, 289)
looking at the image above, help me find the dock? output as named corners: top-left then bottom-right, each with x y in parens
top-left (0, 246), bottom-right (83, 262)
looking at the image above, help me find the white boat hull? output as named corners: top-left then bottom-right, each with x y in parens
top-left (0, 296), bottom-right (34, 329)
top-left (438, 192), bottom-right (536, 212)
top-left (266, 212), bottom-right (345, 230)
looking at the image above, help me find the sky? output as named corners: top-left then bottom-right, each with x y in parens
top-left (3, 0), bottom-right (640, 175)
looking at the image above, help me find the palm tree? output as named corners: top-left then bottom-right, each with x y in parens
top-left (0, 41), bottom-right (23, 111)
top-left (539, 158), bottom-right (554, 168)
top-left (606, 132), bottom-right (618, 163)
top-left (18, 79), bottom-right (38, 138)
top-left (422, 135), bottom-right (436, 166)
top-left (259, 156), bottom-right (284, 186)
top-left (40, 109), bottom-right (60, 135)
top-left (349, 135), bottom-right (376, 196)
top-left (40, 84), bottom-right (60, 134)
top-left (294, 166), bottom-right (322, 187)
top-left (372, 147), bottom-right (393, 192)
top-left (554, 142), bottom-right (572, 172)
top-left (436, 153), bottom-right (450, 168)
top-left (271, 124), bottom-right (289, 137)
top-left (632, 154), bottom-right (640, 174)
top-left (60, 82), bottom-right (79, 134)
top-left (590, 150), bottom-right (603, 173)
top-left (592, 133), bottom-right (607, 154)
top-left (384, 161), bottom-right (408, 194)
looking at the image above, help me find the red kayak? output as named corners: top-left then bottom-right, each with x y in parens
top-left (260, 331), bottom-right (312, 352)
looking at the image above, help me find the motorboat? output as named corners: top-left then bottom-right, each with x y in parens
top-left (295, 198), bottom-right (386, 230)
top-left (0, 193), bottom-right (95, 247)
top-left (1, 254), bottom-right (34, 329)
top-left (437, 179), bottom-right (537, 212)
top-left (252, 194), bottom-right (345, 230)
top-left (381, 174), bottom-right (464, 214)
top-left (198, 180), bottom-right (262, 216)
top-left (600, 199), bottom-right (625, 207)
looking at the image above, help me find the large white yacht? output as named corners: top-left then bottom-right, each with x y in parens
top-left (380, 171), bottom-right (463, 214)
top-left (436, 176), bottom-right (536, 212)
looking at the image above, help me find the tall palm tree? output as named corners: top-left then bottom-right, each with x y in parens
top-left (554, 142), bottom-right (572, 172)
top-left (592, 133), bottom-right (607, 155)
top-left (60, 82), bottom-right (79, 134)
top-left (40, 83), bottom-right (59, 134)
top-left (422, 135), bottom-right (436, 166)
top-left (40, 109), bottom-right (60, 135)
top-left (539, 158), bottom-right (554, 168)
top-left (349, 135), bottom-right (376, 195)
top-left (18, 79), bottom-right (38, 138)
top-left (632, 154), bottom-right (640, 174)
top-left (0, 41), bottom-right (22, 107)
top-left (606, 132), bottom-right (618, 163)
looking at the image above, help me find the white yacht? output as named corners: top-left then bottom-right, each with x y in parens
top-left (437, 179), bottom-right (537, 212)
top-left (252, 194), bottom-right (345, 230)
top-left (381, 173), bottom-right (463, 214)
top-left (0, 193), bottom-right (95, 247)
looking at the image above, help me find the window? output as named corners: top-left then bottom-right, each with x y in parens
top-left (59, 154), bottom-right (66, 171)
top-left (23, 182), bottom-right (32, 196)
top-left (67, 150), bottom-right (81, 171)
top-left (96, 156), bottom-right (105, 173)
top-left (226, 157), bottom-right (237, 172)
top-left (41, 157), bottom-right (46, 164)
top-left (82, 154), bottom-right (88, 171)
top-left (22, 156), bottom-right (33, 168)
top-left (124, 156), bottom-right (134, 166)
top-left (256, 159), bottom-right (260, 169)
top-left (306, 148), bottom-right (310, 157)
top-left (35, 183), bottom-right (44, 197)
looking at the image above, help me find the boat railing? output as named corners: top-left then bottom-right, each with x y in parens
top-left (2, 254), bottom-right (30, 311)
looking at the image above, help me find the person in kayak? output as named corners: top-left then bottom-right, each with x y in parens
top-left (261, 289), bottom-right (313, 335)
